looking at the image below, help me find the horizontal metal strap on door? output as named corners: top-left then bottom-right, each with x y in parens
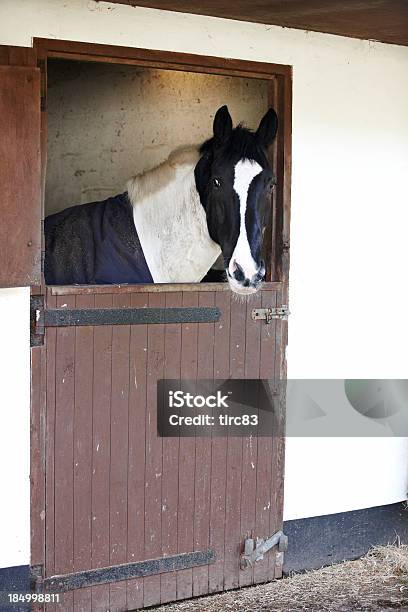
top-left (38, 549), bottom-right (216, 593)
top-left (44, 306), bottom-right (221, 327)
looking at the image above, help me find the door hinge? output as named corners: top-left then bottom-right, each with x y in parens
top-left (241, 530), bottom-right (288, 569)
top-left (251, 305), bottom-right (290, 323)
top-left (33, 550), bottom-right (215, 593)
top-left (30, 296), bottom-right (220, 346)
top-left (30, 295), bottom-right (45, 347)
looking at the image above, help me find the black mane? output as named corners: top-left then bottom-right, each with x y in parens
top-left (200, 125), bottom-right (268, 164)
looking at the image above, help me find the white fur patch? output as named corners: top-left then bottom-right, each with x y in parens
top-left (127, 147), bottom-right (221, 283)
top-left (229, 159), bottom-right (263, 280)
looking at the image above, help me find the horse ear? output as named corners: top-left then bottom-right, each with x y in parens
top-left (256, 108), bottom-right (278, 148)
top-left (213, 105), bottom-right (233, 145)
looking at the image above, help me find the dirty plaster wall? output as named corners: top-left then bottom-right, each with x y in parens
top-left (45, 60), bottom-right (268, 214)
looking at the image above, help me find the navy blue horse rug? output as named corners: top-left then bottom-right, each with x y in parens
top-left (44, 193), bottom-right (153, 285)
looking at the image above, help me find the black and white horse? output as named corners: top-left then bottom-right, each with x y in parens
top-left (45, 105), bottom-right (278, 295)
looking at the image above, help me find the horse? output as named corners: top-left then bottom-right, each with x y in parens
top-left (44, 105), bottom-right (278, 295)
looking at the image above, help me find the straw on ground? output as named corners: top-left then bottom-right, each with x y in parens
top-left (152, 545), bottom-right (408, 612)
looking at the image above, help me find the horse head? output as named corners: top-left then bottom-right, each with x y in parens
top-left (195, 105), bottom-right (278, 295)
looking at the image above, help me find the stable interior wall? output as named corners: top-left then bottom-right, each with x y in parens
top-left (1, 0), bottom-right (408, 569)
top-left (45, 60), bottom-right (268, 215)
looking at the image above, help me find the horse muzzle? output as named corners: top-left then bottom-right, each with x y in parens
top-left (227, 260), bottom-right (265, 295)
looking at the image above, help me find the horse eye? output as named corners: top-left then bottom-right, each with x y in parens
top-left (213, 177), bottom-right (221, 188)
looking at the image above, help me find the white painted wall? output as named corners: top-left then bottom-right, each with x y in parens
top-left (0, 0), bottom-right (408, 567)
top-left (0, 288), bottom-right (30, 568)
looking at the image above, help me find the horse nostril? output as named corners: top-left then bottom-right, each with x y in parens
top-left (233, 262), bottom-right (245, 282)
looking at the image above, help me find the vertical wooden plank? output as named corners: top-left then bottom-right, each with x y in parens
top-left (126, 292), bottom-right (148, 610)
top-left (91, 293), bottom-right (112, 612)
top-left (44, 291), bottom-right (56, 612)
top-left (72, 294), bottom-right (94, 612)
top-left (239, 292), bottom-right (262, 588)
top-left (176, 291), bottom-right (198, 600)
top-left (109, 293), bottom-right (131, 611)
top-left (53, 295), bottom-right (76, 612)
top-left (193, 292), bottom-right (215, 597)
top-left (271, 288), bottom-right (286, 579)
top-left (254, 289), bottom-right (278, 584)
top-left (275, 72), bottom-right (292, 285)
top-left (160, 292), bottom-right (182, 604)
top-left (31, 338), bottom-right (46, 612)
top-left (39, 56), bottom-right (47, 274)
top-left (208, 292), bottom-right (230, 593)
top-left (143, 292), bottom-right (165, 608)
top-left (223, 295), bottom-right (246, 590)
top-left (31, 341), bottom-right (45, 569)
top-left (266, 77), bottom-right (277, 282)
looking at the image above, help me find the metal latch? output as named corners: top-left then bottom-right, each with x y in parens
top-left (241, 530), bottom-right (288, 569)
top-left (251, 306), bottom-right (290, 323)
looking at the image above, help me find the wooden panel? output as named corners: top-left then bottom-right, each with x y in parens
top-left (90, 293), bottom-right (112, 611)
top-left (239, 292), bottom-right (262, 588)
top-left (34, 38), bottom-right (290, 77)
top-left (30, 341), bottom-right (45, 569)
top-left (255, 290), bottom-right (278, 584)
top-left (0, 65), bottom-right (41, 287)
top-left (106, 0), bottom-right (408, 47)
top-left (44, 292), bottom-right (56, 612)
top-left (50, 282), bottom-right (284, 296)
top-left (160, 292), bottom-right (182, 604)
top-left (143, 292), bottom-right (165, 607)
top-left (275, 74), bottom-right (292, 285)
top-left (208, 292), bottom-right (230, 593)
top-left (53, 295), bottom-right (76, 611)
top-left (271, 288), bottom-right (286, 579)
top-left (40, 284), bottom-right (286, 609)
top-left (193, 292), bottom-right (215, 596)
top-left (109, 294), bottom-right (131, 611)
top-left (126, 292), bottom-right (148, 610)
top-left (177, 291), bottom-right (199, 600)
top-left (223, 294), bottom-right (246, 590)
top-left (73, 294), bottom-right (94, 612)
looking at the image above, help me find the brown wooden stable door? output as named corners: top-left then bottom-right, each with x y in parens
top-left (31, 283), bottom-right (286, 611)
top-left (26, 39), bottom-right (291, 612)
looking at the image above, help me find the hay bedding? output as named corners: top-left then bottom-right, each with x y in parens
top-left (151, 546), bottom-right (408, 612)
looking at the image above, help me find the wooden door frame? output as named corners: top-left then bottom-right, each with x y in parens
top-left (31, 37), bottom-right (292, 593)
top-left (34, 37), bottom-right (292, 290)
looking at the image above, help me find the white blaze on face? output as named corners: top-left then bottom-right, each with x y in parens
top-left (229, 159), bottom-right (263, 282)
